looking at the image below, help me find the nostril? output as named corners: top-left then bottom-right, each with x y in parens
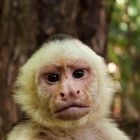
top-left (77, 90), bottom-right (80, 94)
top-left (60, 93), bottom-right (65, 98)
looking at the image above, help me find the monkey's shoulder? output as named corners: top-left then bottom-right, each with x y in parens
top-left (93, 119), bottom-right (130, 140)
top-left (7, 121), bottom-right (40, 140)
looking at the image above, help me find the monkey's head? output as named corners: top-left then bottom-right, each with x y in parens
top-left (14, 34), bottom-right (114, 129)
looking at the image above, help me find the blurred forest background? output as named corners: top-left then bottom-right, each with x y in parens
top-left (0, 0), bottom-right (140, 140)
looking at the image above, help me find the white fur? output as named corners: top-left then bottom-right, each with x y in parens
top-left (7, 38), bottom-right (130, 140)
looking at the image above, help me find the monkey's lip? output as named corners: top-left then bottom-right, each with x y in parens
top-left (54, 104), bottom-right (91, 120)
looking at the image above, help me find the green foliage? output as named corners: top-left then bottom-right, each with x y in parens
top-left (108, 0), bottom-right (140, 103)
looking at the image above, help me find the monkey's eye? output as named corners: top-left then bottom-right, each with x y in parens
top-left (73, 69), bottom-right (85, 79)
top-left (47, 73), bottom-right (60, 83)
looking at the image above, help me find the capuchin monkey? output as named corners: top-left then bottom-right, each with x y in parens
top-left (7, 34), bottom-right (130, 140)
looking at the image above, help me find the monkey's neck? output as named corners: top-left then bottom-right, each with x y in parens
top-left (38, 123), bottom-right (92, 139)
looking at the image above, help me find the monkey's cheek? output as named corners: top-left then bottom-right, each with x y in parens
top-left (53, 107), bottom-right (91, 120)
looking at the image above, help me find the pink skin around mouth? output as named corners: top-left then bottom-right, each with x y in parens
top-left (54, 104), bottom-right (91, 120)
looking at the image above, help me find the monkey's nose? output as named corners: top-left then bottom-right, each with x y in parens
top-left (60, 93), bottom-right (65, 98)
top-left (59, 90), bottom-right (81, 100)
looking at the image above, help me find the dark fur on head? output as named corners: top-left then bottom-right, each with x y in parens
top-left (46, 34), bottom-right (74, 43)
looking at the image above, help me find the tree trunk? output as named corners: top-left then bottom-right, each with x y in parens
top-left (0, 0), bottom-right (109, 139)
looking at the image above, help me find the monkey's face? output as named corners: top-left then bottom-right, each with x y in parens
top-left (37, 58), bottom-right (96, 122)
top-left (14, 39), bottom-right (113, 128)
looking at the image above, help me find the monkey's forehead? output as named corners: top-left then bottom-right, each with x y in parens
top-left (22, 39), bottom-right (104, 75)
top-left (31, 39), bottom-right (94, 63)
top-left (37, 59), bottom-right (91, 74)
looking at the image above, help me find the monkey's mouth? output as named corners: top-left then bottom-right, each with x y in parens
top-left (54, 104), bottom-right (91, 120)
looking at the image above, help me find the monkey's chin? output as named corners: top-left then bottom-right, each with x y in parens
top-left (54, 107), bottom-right (91, 120)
